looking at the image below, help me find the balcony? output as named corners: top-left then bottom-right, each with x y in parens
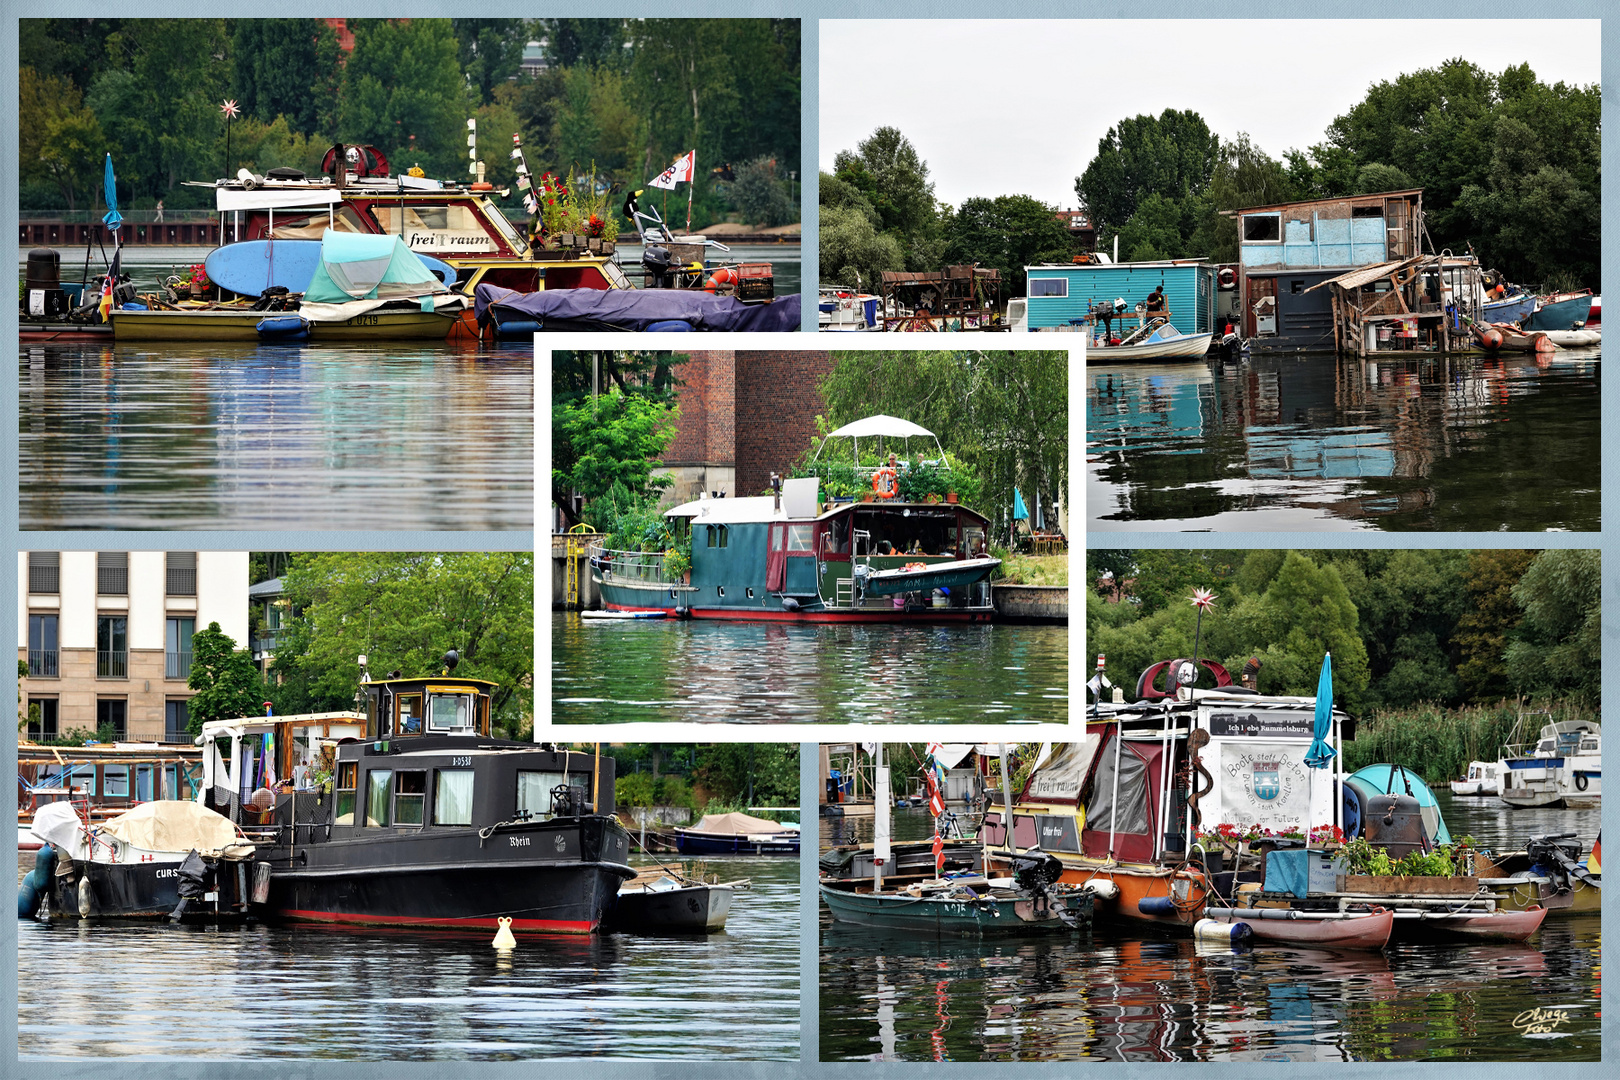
top-left (166, 650), bottom-right (193, 680)
top-left (97, 650), bottom-right (128, 679)
top-left (27, 650), bottom-right (58, 678)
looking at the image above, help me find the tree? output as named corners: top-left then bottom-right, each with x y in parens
top-left (229, 19), bottom-right (341, 136)
top-left (1227, 552), bottom-right (1369, 703)
top-left (1454, 548), bottom-right (1536, 702)
top-left (819, 200), bottom-right (903, 290)
top-left (552, 390), bottom-right (681, 527)
top-left (336, 19), bottom-right (470, 180)
top-left (539, 18), bottom-right (630, 71)
top-left (1075, 109), bottom-right (1220, 241)
top-left (832, 126), bottom-right (937, 239)
top-left (274, 553), bottom-right (535, 733)
top-left (20, 66), bottom-right (105, 211)
top-left (187, 623), bottom-right (266, 734)
top-left (693, 744), bottom-right (798, 807)
top-left (729, 155), bottom-right (795, 227)
top-left (1505, 549), bottom-right (1600, 705)
top-left (941, 194), bottom-right (1073, 297)
top-left (451, 19), bottom-right (529, 106)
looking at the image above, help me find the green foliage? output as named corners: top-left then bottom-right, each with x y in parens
top-left (230, 19), bottom-right (341, 135)
top-left (336, 19), bottom-right (470, 180)
top-left (1454, 549), bottom-right (1536, 701)
top-left (552, 389), bottom-right (680, 524)
top-left (272, 552), bottom-right (534, 733)
top-left (1075, 109), bottom-right (1221, 240)
top-left (833, 126), bottom-right (937, 238)
top-left (451, 19), bottom-right (528, 106)
top-left (186, 622), bottom-right (267, 734)
top-left (692, 743), bottom-right (799, 810)
top-left (1505, 550), bottom-right (1600, 704)
top-left (20, 67), bottom-right (106, 212)
top-left (616, 770), bottom-right (656, 809)
top-left (1344, 701), bottom-right (1533, 782)
top-left (940, 194), bottom-right (1074, 298)
top-left (819, 200), bottom-right (904, 290)
top-left (728, 155), bottom-right (796, 227)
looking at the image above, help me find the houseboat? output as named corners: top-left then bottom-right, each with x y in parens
top-left (1450, 760), bottom-right (1500, 797)
top-left (1498, 719), bottom-right (1601, 809)
top-left (196, 664), bottom-right (635, 933)
top-left (673, 811), bottom-right (800, 856)
top-left (591, 417), bottom-right (1000, 622)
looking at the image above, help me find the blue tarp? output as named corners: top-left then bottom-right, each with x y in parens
top-left (475, 283), bottom-right (801, 332)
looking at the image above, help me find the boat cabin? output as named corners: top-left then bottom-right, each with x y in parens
top-left (1022, 259), bottom-right (1214, 338)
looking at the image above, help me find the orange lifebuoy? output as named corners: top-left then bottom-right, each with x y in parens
top-left (872, 467), bottom-right (898, 498)
top-left (704, 267), bottom-right (737, 293)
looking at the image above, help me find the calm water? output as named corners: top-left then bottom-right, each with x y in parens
top-left (821, 794), bottom-right (1601, 1061)
top-left (552, 613), bottom-right (1069, 723)
top-left (19, 341), bottom-right (534, 530)
top-left (1087, 351), bottom-right (1601, 531)
top-left (17, 855), bottom-right (798, 1059)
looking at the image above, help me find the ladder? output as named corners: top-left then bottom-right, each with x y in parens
top-left (565, 523), bottom-right (596, 610)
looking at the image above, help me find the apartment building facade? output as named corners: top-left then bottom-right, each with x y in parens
top-left (18, 551), bottom-right (250, 744)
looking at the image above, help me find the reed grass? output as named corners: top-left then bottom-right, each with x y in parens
top-left (1344, 700), bottom-right (1598, 784)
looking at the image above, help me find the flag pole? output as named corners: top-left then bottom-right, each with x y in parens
top-left (686, 151), bottom-right (695, 235)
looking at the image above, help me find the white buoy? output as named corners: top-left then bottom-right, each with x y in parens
top-left (1193, 917), bottom-right (1252, 943)
top-left (492, 916), bottom-right (516, 949)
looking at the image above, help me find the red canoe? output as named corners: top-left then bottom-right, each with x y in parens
top-left (1203, 906), bottom-right (1394, 951)
top-left (1406, 904), bottom-right (1547, 943)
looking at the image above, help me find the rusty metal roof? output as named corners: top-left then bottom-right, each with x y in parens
top-left (1304, 257), bottom-right (1423, 293)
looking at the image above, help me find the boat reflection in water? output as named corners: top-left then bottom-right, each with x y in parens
top-left (1087, 351), bottom-right (1599, 531)
top-left (821, 918), bottom-right (1593, 1062)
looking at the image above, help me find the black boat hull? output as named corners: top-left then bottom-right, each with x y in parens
top-left (44, 856), bottom-right (251, 921)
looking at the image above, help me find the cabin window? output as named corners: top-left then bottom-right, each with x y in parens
top-left (335, 762), bottom-right (358, 825)
top-left (370, 203), bottom-right (498, 252)
top-left (429, 692), bottom-right (475, 733)
top-left (365, 770), bottom-right (394, 827)
top-left (787, 525), bottom-right (815, 552)
top-left (1351, 204), bottom-right (1385, 219)
top-left (1242, 214), bottom-right (1281, 242)
top-left (717, 586), bottom-right (725, 597)
top-left (394, 771), bottom-right (426, 826)
top-left (396, 693), bottom-right (424, 735)
top-left (1290, 279), bottom-right (1305, 294)
top-left (963, 526), bottom-right (986, 557)
top-left (1029, 278), bottom-right (1067, 298)
top-left (746, 588), bottom-right (755, 598)
top-left (707, 525), bottom-right (716, 548)
top-left (980, 812), bottom-right (1039, 849)
top-left (518, 770), bottom-right (586, 817)
top-left (718, 525), bottom-right (728, 548)
top-left (434, 769), bottom-right (474, 825)
top-left (266, 206), bottom-right (367, 240)
top-left (102, 766), bottom-right (129, 798)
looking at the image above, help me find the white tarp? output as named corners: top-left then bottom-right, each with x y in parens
top-left (100, 800), bottom-right (246, 855)
top-left (686, 811), bottom-right (784, 835)
top-left (215, 187), bottom-right (344, 212)
top-left (1027, 736), bottom-right (1102, 801)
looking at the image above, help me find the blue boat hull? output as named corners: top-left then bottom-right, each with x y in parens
top-left (1524, 294), bottom-right (1594, 332)
top-left (1483, 291), bottom-right (1536, 324)
top-left (675, 831), bottom-right (800, 856)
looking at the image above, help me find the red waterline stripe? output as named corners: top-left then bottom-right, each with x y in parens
top-left (280, 909), bottom-right (596, 933)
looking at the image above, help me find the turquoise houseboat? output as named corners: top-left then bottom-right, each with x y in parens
top-left (590, 417), bottom-right (1001, 623)
top-left (1022, 259), bottom-right (1215, 337)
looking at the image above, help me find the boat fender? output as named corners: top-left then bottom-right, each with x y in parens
top-left (645, 320), bottom-right (694, 332)
top-left (1574, 773), bottom-right (1589, 792)
top-left (1084, 878), bottom-right (1119, 901)
top-left (77, 875), bottom-right (93, 918)
top-left (17, 846), bottom-right (57, 919)
top-left (1137, 895), bottom-right (1179, 916)
top-left (872, 467), bottom-right (898, 499)
top-left (781, 597), bottom-right (801, 612)
top-left (674, 606), bottom-right (691, 619)
top-left (1193, 918), bottom-right (1251, 943)
top-left (494, 318), bottom-right (542, 338)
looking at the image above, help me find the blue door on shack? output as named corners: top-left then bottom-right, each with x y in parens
top-left (1024, 262), bottom-right (1213, 336)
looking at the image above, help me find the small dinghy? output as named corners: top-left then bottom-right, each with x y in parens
top-left (580, 609), bottom-right (667, 620)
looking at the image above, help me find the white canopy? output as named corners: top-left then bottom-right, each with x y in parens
top-left (813, 415), bottom-right (946, 464)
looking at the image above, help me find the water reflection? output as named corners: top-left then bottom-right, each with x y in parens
top-left (553, 614), bottom-right (1069, 723)
top-left (19, 340), bottom-right (534, 530)
top-left (1088, 350), bottom-right (1600, 531)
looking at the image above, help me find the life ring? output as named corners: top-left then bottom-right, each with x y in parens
top-left (1217, 267), bottom-right (1237, 290)
top-left (1575, 773), bottom-right (1589, 791)
top-left (704, 267), bottom-right (737, 293)
top-left (872, 467), bottom-right (898, 498)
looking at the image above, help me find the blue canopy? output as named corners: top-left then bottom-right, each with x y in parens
top-left (1346, 765), bottom-right (1451, 845)
top-left (474, 282), bottom-right (801, 333)
top-left (102, 154), bottom-right (122, 232)
top-left (1304, 652), bottom-right (1337, 768)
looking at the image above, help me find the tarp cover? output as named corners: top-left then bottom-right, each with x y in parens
top-left (475, 283), bottom-right (802, 332)
top-left (305, 231), bottom-right (448, 303)
top-left (686, 812), bottom-right (786, 835)
top-left (99, 800), bottom-right (248, 855)
top-left (823, 415), bottom-right (938, 440)
top-left (1026, 736), bottom-right (1103, 801)
top-left (30, 801), bottom-right (86, 852)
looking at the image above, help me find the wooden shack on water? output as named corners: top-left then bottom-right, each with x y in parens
top-left (1307, 254), bottom-right (1486, 356)
top-left (878, 265), bottom-right (1000, 331)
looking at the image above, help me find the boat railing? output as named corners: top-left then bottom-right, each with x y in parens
top-left (586, 542), bottom-right (681, 585)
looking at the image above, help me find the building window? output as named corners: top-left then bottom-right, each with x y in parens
top-left (27, 552), bottom-right (59, 594)
top-left (26, 698), bottom-right (59, 741)
top-left (434, 770), bottom-right (474, 825)
top-left (166, 617), bottom-right (195, 679)
top-left (96, 698), bottom-right (127, 741)
top-left (1028, 278), bottom-right (1068, 298)
top-left (97, 616), bottom-right (128, 678)
top-left (28, 613), bottom-right (59, 678)
top-left (1242, 214), bottom-right (1282, 243)
top-left (97, 552), bottom-right (129, 595)
top-left (165, 700), bottom-right (190, 743)
top-left (166, 552), bottom-right (197, 596)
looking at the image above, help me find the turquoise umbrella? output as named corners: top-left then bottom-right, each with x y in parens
top-left (102, 154), bottom-right (122, 232)
top-left (1304, 652), bottom-right (1337, 768)
top-left (1012, 487), bottom-right (1028, 520)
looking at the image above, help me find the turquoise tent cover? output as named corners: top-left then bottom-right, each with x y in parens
top-left (304, 230), bottom-right (446, 303)
top-left (1346, 764), bottom-right (1451, 845)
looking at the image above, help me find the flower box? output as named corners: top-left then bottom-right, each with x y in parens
top-left (1338, 874), bottom-right (1479, 896)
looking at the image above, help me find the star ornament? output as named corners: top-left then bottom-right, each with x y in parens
top-left (1189, 588), bottom-right (1218, 611)
top-left (220, 99), bottom-right (240, 120)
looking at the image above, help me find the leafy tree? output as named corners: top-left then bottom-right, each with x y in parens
top-left (273, 553), bottom-right (534, 734)
top-left (832, 126), bottom-right (937, 239)
top-left (20, 67), bottom-right (106, 212)
top-left (451, 19), bottom-right (529, 106)
top-left (1328, 549), bottom-right (1467, 709)
top-left (1075, 109), bottom-right (1220, 241)
top-left (187, 622), bottom-right (267, 734)
top-left (941, 194), bottom-right (1073, 297)
top-left (229, 19), bottom-right (341, 136)
top-left (552, 390), bottom-right (681, 528)
top-left (1225, 552), bottom-right (1369, 704)
top-left (552, 349), bottom-right (686, 406)
top-left (336, 19), bottom-right (470, 180)
top-left (729, 155), bottom-right (796, 227)
top-left (819, 200), bottom-right (903, 290)
top-left (693, 744), bottom-right (798, 808)
top-left (1505, 549), bottom-right (1600, 705)
top-left (1454, 548), bottom-right (1536, 701)
top-left (540, 18), bottom-right (630, 71)
top-left (20, 19), bottom-right (121, 95)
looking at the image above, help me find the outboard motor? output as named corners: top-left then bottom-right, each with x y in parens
top-left (641, 244), bottom-right (676, 289)
top-left (1008, 851), bottom-right (1063, 891)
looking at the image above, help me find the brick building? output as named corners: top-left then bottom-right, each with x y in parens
top-left (18, 551), bottom-right (249, 744)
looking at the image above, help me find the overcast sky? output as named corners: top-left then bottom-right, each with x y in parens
top-left (819, 20), bottom-right (1601, 210)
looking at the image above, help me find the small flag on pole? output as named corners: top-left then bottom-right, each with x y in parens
top-left (648, 150), bottom-right (695, 190)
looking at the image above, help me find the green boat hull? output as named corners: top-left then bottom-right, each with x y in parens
top-left (819, 881), bottom-right (1091, 935)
